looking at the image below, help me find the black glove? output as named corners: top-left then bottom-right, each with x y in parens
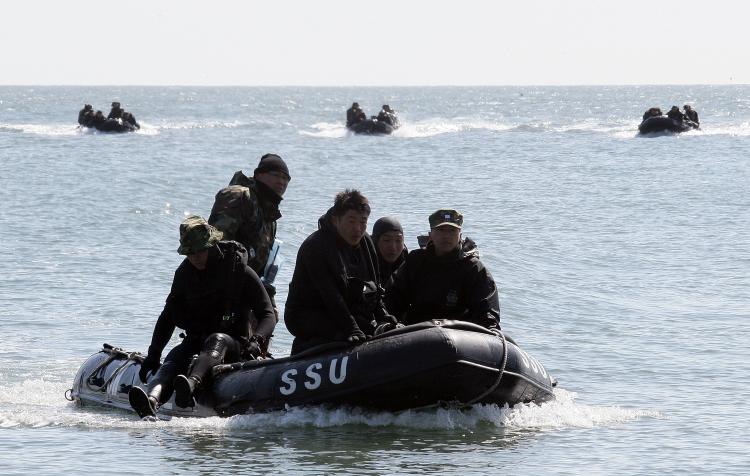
top-left (139, 355), bottom-right (161, 382)
top-left (241, 335), bottom-right (265, 360)
top-left (374, 314), bottom-right (402, 336)
top-left (346, 327), bottom-right (367, 343)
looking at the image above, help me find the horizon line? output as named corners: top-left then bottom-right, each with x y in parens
top-left (1, 83), bottom-right (748, 88)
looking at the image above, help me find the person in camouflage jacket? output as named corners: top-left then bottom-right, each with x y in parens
top-left (208, 153), bottom-right (290, 305)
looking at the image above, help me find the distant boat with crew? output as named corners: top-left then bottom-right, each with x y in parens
top-left (77, 101), bottom-right (140, 133)
top-left (346, 102), bottom-right (401, 135)
top-left (638, 104), bottom-right (700, 134)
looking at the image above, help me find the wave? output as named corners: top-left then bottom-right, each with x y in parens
top-left (299, 119), bottom-right (515, 138)
top-left (0, 122), bottom-right (160, 136)
top-left (0, 379), bottom-right (658, 431)
top-left (0, 123), bottom-right (83, 136)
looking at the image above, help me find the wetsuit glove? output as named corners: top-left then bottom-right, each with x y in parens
top-left (374, 314), bottom-right (402, 335)
top-left (346, 326), bottom-right (367, 343)
top-left (241, 335), bottom-right (265, 360)
top-left (139, 356), bottom-right (161, 382)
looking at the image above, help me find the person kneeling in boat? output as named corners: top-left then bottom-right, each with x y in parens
top-left (78, 104), bottom-right (93, 126)
top-left (385, 209), bottom-right (501, 332)
top-left (122, 111), bottom-right (140, 129)
top-left (284, 189), bottom-right (398, 355)
top-left (128, 215), bottom-right (276, 419)
top-left (641, 107), bottom-right (662, 122)
top-left (376, 105), bottom-right (395, 126)
top-left (667, 106), bottom-right (685, 122)
top-left (683, 104), bottom-right (699, 125)
top-left (346, 102), bottom-right (366, 127)
top-left (372, 216), bottom-right (407, 284)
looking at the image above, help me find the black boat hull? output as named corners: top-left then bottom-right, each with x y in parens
top-left (639, 116), bottom-right (699, 134)
top-left (348, 119), bottom-right (395, 135)
top-left (69, 321), bottom-right (555, 418)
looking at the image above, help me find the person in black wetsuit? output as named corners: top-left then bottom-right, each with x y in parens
top-left (667, 106), bottom-right (685, 122)
top-left (385, 209), bottom-right (501, 331)
top-left (371, 216), bottom-right (407, 285)
top-left (107, 101), bottom-right (124, 119)
top-left (78, 104), bottom-right (93, 126)
top-left (376, 105), bottom-right (395, 126)
top-left (683, 104), bottom-right (699, 125)
top-left (122, 111), bottom-right (140, 129)
top-left (346, 102), bottom-right (366, 127)
top-left (642, 107), bottom-right (663, 122)
top-left (284, 190), bottom-right (397, 355)
top-left (128, 215), bottom-right (276, 419)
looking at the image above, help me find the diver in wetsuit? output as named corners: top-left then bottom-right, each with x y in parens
top-left (667, 106), bottom-right (685, 122)
top-left (107, 102), bottom-right (124, 119)
top-left (376, 105), bottom-right (395, 126)
top-left (78, 104), bottom-right (93, 126)
top-left (127, 215), bottom-right (276, 419)
top-left (683, 105), bottom-right (699, 125)
top-left (642, 107), bottom-right (662, 122)
top-left (346, 102), bottom-right (366, 127)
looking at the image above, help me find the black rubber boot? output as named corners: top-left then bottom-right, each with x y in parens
top-left (173, 375), bottom-right (199, 408)
top-left (128, 386), bottom-right (158, 419)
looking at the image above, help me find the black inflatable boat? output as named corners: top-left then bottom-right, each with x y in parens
top-left (81, 118), bottom-right (137, 133)
top-left (638, 116), bottom-right (699, 134)
top-left (348, 118), bottom-right (398, 135)
top-left (68, 321), bottom-right (555, 418)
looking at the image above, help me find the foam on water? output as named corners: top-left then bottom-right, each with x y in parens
top-left (0, 378), bottom-right (658, 433)
top-left (0, 123), bottom-right (83, 136)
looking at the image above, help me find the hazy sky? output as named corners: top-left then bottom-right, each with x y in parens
top-left (3, 0), bottom-right (748, 85)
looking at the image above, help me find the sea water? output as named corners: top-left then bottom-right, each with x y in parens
top-left (0, 86), bottom-right (748, 475)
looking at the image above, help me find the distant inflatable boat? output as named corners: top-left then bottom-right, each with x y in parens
top-left (348, 117), bottom-right (399, 135)
top-left (68, 320), bottom-right (555, 418)
top-left (638, 116), bottom-right (699, 134)
top-left (81, 119), bottom-right (137, 133)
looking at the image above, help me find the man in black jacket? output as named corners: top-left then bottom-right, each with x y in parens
top-left (386, 209), bottom-right (500, 331)
top-left (284, 190), bottom-right (396, 355)
top-left (683, 104), bottom-right (699, 125)
top-left (128, 216), bottom-right (276, 419)
top-left (346, 102), bottom-right (366, 127)
top-left (107, 101), bottom-right (124, 119)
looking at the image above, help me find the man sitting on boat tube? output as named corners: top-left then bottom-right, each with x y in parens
top-left (284, 189), bottom-right (398, 355)
top-left (385, 209), bottom-right (501, 331)
top-left (128, 216), bottom-right (277, 419)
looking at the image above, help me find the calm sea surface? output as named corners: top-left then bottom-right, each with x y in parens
top-left (1, 86), bottom-right (748, 475)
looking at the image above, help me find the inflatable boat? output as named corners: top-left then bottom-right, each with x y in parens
top-left (638, 116), bottom-right (699, 134)
top-left (348, 118), bottom-right (398, 135)
top-left (81, 118), bottom-right (137, 133)
top-left (68, 320), bottom-right (555, 418)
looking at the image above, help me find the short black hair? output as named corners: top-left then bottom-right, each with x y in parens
top-left (332, 189), bottom-right (370, 217)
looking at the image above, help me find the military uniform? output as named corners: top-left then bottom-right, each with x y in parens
top-left (385, 209), bottom-right (500, 331)
top-left (209, 172), bottom-right (281, 280)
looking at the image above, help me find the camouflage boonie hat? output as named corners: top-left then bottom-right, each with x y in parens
top-left (429, 209), bottom-right (463, 229)
top-left (177, 215), bottom-right (223, 255)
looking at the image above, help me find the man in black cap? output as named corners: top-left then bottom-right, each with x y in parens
top-left (371, 216), bottom-right (407, 284)
top-left (128, 215), bottom-right (276, 419)
top-left (683, 104), bottom-right (699, 125)
top-left (78, 104), bottom-right (93, 126)
top-left (376, 105), bottom-right (396, 126)
top-left (346, 102), bottom-right (366, 128)
top-left (107, 101), bottom-right (124, 119)
top-left (208, 153), bottom-right (290, 344)
top-left (385, 209), bottom-right (500, 331)
top-left (284, 190), bottom-right (397, 355)
top-left (667, 106), bottom-right (685, 122)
